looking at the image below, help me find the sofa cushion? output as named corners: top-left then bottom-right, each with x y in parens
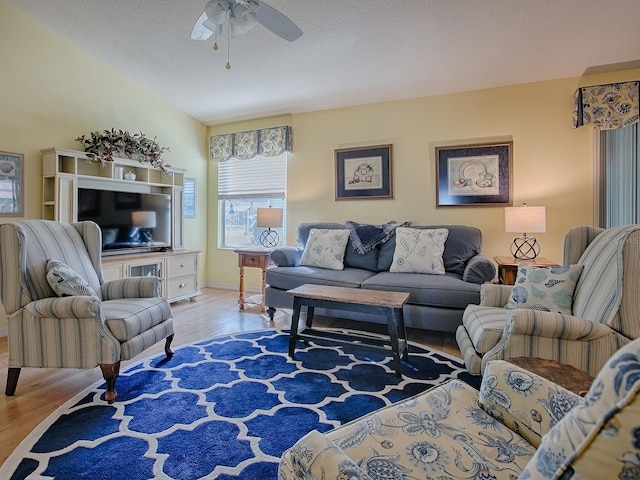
top-left (344, 246), bottom-right (379, 271)
top-left (266, 266), bottom-right (376, 291)
top-left (378, 224), bottom-right (483, 274)
top-left (102, 297), bottom-right (173, 342)
top-left (300, 228), bottom-right (350, 270)
top-left (362, 271), bottom-right (480, 309)
top-left (390, 227), bottom-right (449, 274)
top-left (506, 264), bottom-right (583, 314)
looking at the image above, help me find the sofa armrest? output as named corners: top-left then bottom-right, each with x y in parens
top-left (479, 359), bottom-right (582, 448)
top-left (270, 246), bottom-right (303, 267)
top-left (506, 309), bottom-right (613, 340)
top-left (279, 430), bottom-right (372, 480)
top-left (480, 283), bottom-right (514, 307)
top-left (101, 276), bottom-right (162, 300)
top-left (462, 254), bottom-right (496, 284)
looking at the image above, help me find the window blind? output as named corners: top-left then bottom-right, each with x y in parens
top-left (217, 154), bottom-right (287, 199)
top-left (600, 123), bottom-right (640, 227)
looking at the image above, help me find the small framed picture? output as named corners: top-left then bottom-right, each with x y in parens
top-left (335, 144), bottom-right (393, 200)
top-left (183, 177), bottom-right (196, 218)
top-left (435, 141), bottom-right (513, 207)
top-left (0, 150), bottom-right (24, 216)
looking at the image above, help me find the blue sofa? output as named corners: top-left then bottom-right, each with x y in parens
top-left (264, 222), bottom-right (496, 332)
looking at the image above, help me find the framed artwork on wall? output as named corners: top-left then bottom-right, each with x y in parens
top-left (435, 141), bottom-right (513, 207)
top-left (183, 177), bottom-right (196, 218)
top-left (335, 144), bottom-right (393, 200)
top-left (0, 150), bottom-right (24, 216)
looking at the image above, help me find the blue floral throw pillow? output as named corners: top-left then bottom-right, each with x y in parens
top-left (506, 264), bottom-right (583, 314)
top-left (46, 259), bottom-right (98, 297)
top-left (299, 229), bottom-right (350, 271)
top-left (390, 227), bottom-right (449, 274)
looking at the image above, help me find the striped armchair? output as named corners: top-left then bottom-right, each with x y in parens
top-left (457, 225), bottom-right (640, 376)
top-left (0, 220), bottom-right (175, 403)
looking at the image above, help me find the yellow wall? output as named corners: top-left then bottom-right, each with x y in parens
top-left (207, 72), bottom-right (637, 291)
top-left (0, 1), bottom-right (209, 331)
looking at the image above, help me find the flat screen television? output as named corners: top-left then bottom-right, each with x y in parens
top-left (77, 186), bottom-right (171, 256)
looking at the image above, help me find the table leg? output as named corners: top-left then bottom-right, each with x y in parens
top-left (386, 307), bottom-right (403, 377)
top-left (259, 266), bottom-right (266, 313)
top-left (305, 305), bottom-right (315, 328)
top-left (288, 296), bottom-right (303, 358)
top-left (238, 265), bottom-right (245, 310)
top-left (396, 307), bottom-right (409, 362)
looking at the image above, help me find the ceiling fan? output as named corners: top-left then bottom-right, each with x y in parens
top-left (191, 0), bottom-right (303, 67)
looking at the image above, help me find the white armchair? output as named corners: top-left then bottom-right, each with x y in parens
top-left (456, 225), bottom-right (640, 376)
top-left (0, 220), bottom-right (175, 403)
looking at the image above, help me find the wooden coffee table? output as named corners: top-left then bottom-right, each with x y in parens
top-left (286, 284), bottom-right (410, 377)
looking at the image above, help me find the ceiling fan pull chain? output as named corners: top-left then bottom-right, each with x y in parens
top-left (226, 14), bottom-right (231, 69)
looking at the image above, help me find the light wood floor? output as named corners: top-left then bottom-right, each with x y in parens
top-left (0, 287), bottom-right (460, 467)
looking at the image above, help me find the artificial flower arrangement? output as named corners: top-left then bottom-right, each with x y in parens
top-left (76, 128), bottom-right (170, 171)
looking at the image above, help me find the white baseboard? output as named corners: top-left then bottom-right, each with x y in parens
top-left (204, 282), bottom-right (263, 294)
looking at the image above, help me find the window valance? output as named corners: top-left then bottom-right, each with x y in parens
top-left (573, 81), bottom-right (639, 130)
top-left (210, 125), bottom-right (291, 162)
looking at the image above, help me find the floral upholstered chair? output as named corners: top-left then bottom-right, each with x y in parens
top-left (279, 336), bottom-right (640, 479)
top-left (0, 220), bottom-right (175, 403)
top-left (456, 224), bottom-right (640, 376)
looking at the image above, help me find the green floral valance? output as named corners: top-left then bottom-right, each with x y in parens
top-left (573, 81), bottom-right (639, 130)
top-left (210, 126), bottom-right (291, 162)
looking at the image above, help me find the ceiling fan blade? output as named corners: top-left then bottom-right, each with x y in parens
top-left (254, 1), bottom-right (302, 42)
top-left (191, 11), bottom-right (214, 40)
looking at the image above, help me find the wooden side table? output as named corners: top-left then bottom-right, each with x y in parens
top-left (234, 249), bottom-right (272, 312)
top-left (507, 357), bottom-right (594, 396)
top-left (493, 256), bottom-right (558, 285)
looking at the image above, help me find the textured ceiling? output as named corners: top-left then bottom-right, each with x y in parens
top-left (7, 0), bottom-right (640, 125)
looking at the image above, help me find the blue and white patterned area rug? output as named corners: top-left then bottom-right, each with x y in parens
top-left (1, 328), bottom-right (479, 480)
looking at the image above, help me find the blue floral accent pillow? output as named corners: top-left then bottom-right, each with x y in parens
top-left (506, 264), bottom-right (583, 314)
top-left (46, 259), bottom-right (98, 297)
top-left (390, 227), bottom-right (449, 274)
top-left (300, 229), bottom-right (350, 270)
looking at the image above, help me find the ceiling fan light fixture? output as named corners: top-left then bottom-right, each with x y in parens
top-left (205, 0), bottom-right (229, 26)
top-left (232, 3), bottom-right (258, 32)
top-left (229, 15), bottom-right (252, 37)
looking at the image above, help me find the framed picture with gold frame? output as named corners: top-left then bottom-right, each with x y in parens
top-left (435, 141), bottom-right (513, 207)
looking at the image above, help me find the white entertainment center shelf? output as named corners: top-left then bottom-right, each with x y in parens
top-left (41, 147), bottom-right (200, 303)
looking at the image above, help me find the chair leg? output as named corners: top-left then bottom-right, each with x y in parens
top-left (165, 334), bottom-right (175, 358)
top-left (5, 367), bottom-right (21, 396)
top-left (100, 361), bottom-right (121, 404)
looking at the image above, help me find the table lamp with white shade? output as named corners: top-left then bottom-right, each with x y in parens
top-left (256, 207), bottom-right (283, 247)
top-left (504, 203), bottom-right (546, 259)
